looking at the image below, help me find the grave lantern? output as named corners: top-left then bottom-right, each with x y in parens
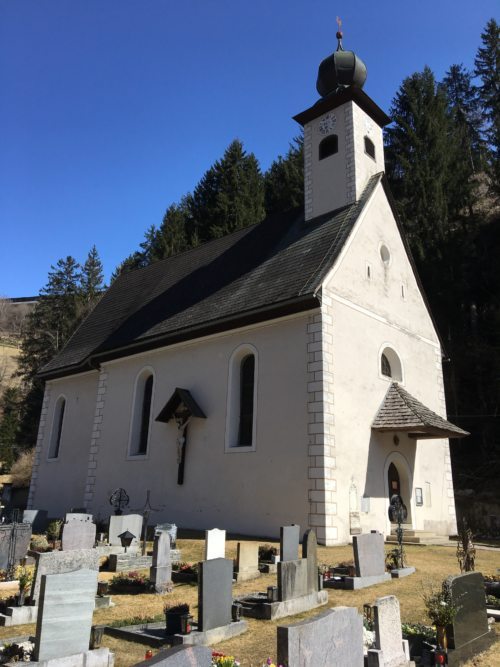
top-left (117, 530), bottom-right (135, 552)
top-left (155, 388), bottom-right (206, 485)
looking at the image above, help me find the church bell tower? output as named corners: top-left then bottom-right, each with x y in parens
top-left (294, 25), bottom-right (391, 220)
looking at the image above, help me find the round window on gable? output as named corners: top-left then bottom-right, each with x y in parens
top-left (380, 244), bottom-right (391, 265)
top-left (380, 347), bottom-right (403, 382)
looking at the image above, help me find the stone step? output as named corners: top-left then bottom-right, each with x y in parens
top-left (386, 532), bottom-right (451, 545)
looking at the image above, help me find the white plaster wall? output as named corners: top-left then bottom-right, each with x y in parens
top-left (322, 183), bottom-right (456, 542)
top-left (84, 315), bottom-right (311, 538)
top-left (31, 372), bottom-right (99, 516)
top-left (304, 101), bottom-right (385, 220)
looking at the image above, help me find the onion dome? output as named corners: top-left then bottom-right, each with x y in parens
top-left (316, 26), bottom-right (367, 97)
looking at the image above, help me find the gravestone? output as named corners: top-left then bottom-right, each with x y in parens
top-left (235, 542), bottom-right (259, 581)
top-left (203, 528), bottom-right (226, 560)
top-left (0, 523), bottom-right (32, 570)
top-left (23, 509), bottom-right (48, 533)
top-left (302, 529), bottom-right (318, 594)
top-left (280, 524), bottom-right (300, 562)
top-left (65, 513), bottom-right (93, 523)
top-left (353, 532), bottom-right (385, 577)
top-left (156, 523), bottom-right (177, 547)
top-left (150, 530), bottom-right (172, 593)
top-left (278, 559), bottom-right (308, 601)
top-left (277, 606), bottom-right (364, 666)
top-left (368, 595), bottom-right (408, 667)
top-left (446, 572), bottom-right (491, 650)
top-left (61, 518), bottom-right (96, 551)
top-left (33, 568), bottom-right (98, 661)
top-left (30, 548), bottom-right (100, 604)
top-left (134, 645), bottom-right (212, 666)
top-left (197, 557), bottom-right (232, 631)
top-left (108, 513), bottom-right (143, 546)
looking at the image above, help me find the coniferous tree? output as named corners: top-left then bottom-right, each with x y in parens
top-left (80, 245), bottom-right (105, 303)
top-left (0, 387), bottom-right (21, 469)
top-left (186, 139), bottom-right (265, 243)
top-left (474, 18), bottom-right (500, 196)
top-left (264, 136), bottom-right (304, 215)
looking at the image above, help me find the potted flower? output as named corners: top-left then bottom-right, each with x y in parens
top-left (164, 602), bottom-right (191, 635)
top-left (423, 582), bottom-right (461, 650)
top-left (15, 566), bottom-right (32, 606)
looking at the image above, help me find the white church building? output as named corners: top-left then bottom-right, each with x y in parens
top-left (28, 37), bottom-right (467, 545)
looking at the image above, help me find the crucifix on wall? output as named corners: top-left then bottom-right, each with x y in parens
top-left (155, 387), bottom-right (206, 485)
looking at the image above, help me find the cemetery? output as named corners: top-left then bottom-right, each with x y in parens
top-left (0, 510), bottom-right (496, 664)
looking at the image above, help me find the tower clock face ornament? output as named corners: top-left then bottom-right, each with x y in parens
top-left (318, 112), bottom-right (337, 135)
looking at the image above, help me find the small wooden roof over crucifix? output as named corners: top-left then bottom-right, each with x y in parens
top-left (155, 387), bottom-right (206, 423)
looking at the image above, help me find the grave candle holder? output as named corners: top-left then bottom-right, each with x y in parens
top-left (267, 586), bottom-right (278, 602)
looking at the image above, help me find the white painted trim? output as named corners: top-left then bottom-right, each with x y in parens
top-left (47, 394), bottom-right (67, 461)
top-left (224, 343), bottom-right (258, 453)
top-left (328, 293), bottom-right (441, 349)
top-left (101, 309), bottom-right (319, 369)
top-left (383, 451), bottom-right (415, 534)
top-left (127, 366), bottom-right (156, 460)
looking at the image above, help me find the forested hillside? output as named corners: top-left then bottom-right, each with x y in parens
top-left (1, 19), bottom-right (498, 497)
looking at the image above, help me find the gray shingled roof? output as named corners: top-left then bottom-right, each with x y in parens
top-left (40, 174), bottom-right (383, 379)
top-left (372, 383), bottom-right (469, 439)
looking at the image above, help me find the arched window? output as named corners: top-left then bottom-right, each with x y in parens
top-left (226, 345), bottom-right (258, 451)
top-left (48, 396), bottom-right (66, 459)
top-left (319, 135), bottom-right (338, 160)
top-left (364, 136), bottom-right (375, 160)
top-left (380, 347), bottom-right (403, 382)
top-left (381, 353), bottom-right (392, 378)
top-left (129, 369), bottom-right (154, 456)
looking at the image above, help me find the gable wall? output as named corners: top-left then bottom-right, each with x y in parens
top-left (29, 372), bottom-right (99, 515)
top-left (39, 313), bottom-right (313, 537)
top-left (320, 184), bottom-right (456, 542)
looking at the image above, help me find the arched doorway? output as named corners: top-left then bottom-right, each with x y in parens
top-left (384, 455), bottom-right (413, 527)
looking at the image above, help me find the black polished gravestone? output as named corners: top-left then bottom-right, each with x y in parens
top-left (197, 558), bottom-right (233, 631)
top-left (446, 572), bottom-right (491, 651)
top-left (280, 525), bottom-right (300, 562)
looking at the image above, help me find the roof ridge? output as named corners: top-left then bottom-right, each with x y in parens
top-left (392, 383), bottom-right (425, 424)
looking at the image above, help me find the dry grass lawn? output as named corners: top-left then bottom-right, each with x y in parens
top-left (0, 539), bottom-right (498, 665)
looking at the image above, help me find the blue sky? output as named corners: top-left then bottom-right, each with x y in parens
top-left (1, 1), bottom-right (498, 297)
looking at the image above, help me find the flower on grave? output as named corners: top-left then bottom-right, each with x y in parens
top-left (210, 652), bottom-right (240, 666)
top-left (422, 581), bottom-right (461, 627)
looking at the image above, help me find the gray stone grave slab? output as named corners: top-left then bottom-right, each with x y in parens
top-left (64, 513), bottom-right (93, 523)
top-left (203, 528), bottom-right (225, 560)
top-left (34, 568), bottom-right (98, 661)
top-left (368, 595), bottom-right (408, 667)
top-left (29, 548), bottom-right (100, 604)
top-left (108, 514), bottom-right (143, 546)
top-left (235, 542), bottom-right (259, 581)
top-left (23, 510), bottom-right (48, 533)
top-left (353, 532), bottom-right (386, 577)
top-left (61, 520), bottom-right (96, 551)
top-left (134, 645), bottom-right (212, 666)
top-left (278, 558), bottom-right (308, 601)
top-left (280, 525), bottom-right (300, 562)
top-left (302, 529), bottom-right (318, 594)
top-left (155, 523), bottom-right (177, 547)
top-left (197, 557), bottom-right (232, 631)
top-left (446, 572), bottom-right (492, 651)
top-left (277, 606), bottom-right (364, 667)
top-left (150, 531), bottom-right (172, 593)
top-left (0, 523), bottom-right (32, 570)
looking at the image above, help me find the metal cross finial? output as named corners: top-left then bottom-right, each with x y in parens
top-left (109, 488), bottom-right (130, 516)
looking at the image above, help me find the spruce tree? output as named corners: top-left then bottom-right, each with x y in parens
top-left (0, 387), bottom-right (21, 469)
top-left (474, 18), bottom-right (500, 196)
top-left (264, 135), bottom-right (304, 215)
top-left (80, 245), bottom-right (105, 303)
top-left (187, 139), bottom-right (265, 243)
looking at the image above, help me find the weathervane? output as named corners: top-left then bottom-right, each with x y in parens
top-left (336, 16), bottom-right (344, 51)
